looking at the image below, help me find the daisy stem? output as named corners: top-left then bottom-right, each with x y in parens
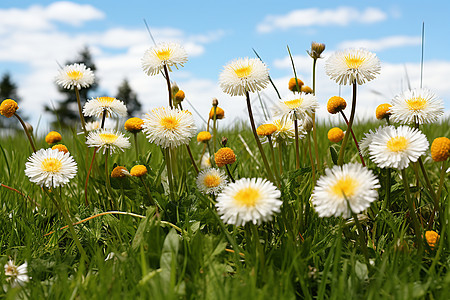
top-left (311, 58), bottom-right (321, 171)
top-left (139, 176), bottom-right (159, 214)
top-left (75, 87), bottom-right (87, 135)
top-left (428, 160), bottom-right (446, 229)
top-left (307, 132), bottom-right (316, 183)
top-left (278, 144), bottom-right (283, 175)
top-left (14, 113), bottom-right (36, 153)
top-left (337, 81), bottom-right (357, 166)
top-left (104, 149), bottom-right (116, 210)
top-left (245, 91), bottom-right (276, 184)
top-left (162, 64), bottom-right (173, 109)
top-left (268, 135), bottom-right (281, 186)
top-left (133, 132), bottom-right (139, 160)
top-left (165, 148), bottom-right (176, 202)
top-left (340, 111), bottom-right (365, 166)
top-left (250, 222), bottom-right (265, 271)
top-left (294, 118), bottom-right (301, 170)
top-left (186, 144), bottom-right (199, 174)
top-left (225, 164), bottom-right (235, 183)
top-left (84, 147), bottom-right (98, 206)
top-left (206, 141), bottom-right (216, 168)
top-left (198, 143), bottom-right (207, 166)
top-left (350, 210), bottom-right (370, 269)
top-left (213, 106), bottom-right (217, 154)
top-left (381, 168), bottom-right (391, 211)
top-left (401, 169), bottom-right (423, 255)
top-left (100, 109), bottom-right (107, 129)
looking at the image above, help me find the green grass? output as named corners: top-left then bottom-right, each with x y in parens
top-left (0, 119), bottom-right (449, 299)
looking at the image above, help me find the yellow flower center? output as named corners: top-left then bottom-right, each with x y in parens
top-left (203, 174), bottom-right (221, 188)
top-left (345, 55), bottom-right (365, 69)
top-left (97, 97), bottom-right (115, 105)
top-left (387, 136), bottom-right (409, 152)
top-left (233, 187), bottom-right (260, 207)
top-left (283, 99), bottom-right (302, 109)
top-left (5, 265), bottom-right (18, 276)
top-left (99, 133), bottom-right (118, 144)
top-left (331, 177), bottom-right (358, 198)
top-left (67, 70), bottom-right (83, 80)
top-left (41, 158), bottom-right (63, 173)
top-left (160, 116), bottom-right (179, 130)
top-left (234, 65), bottom-right (253, 78)
top-left (406, 97), bottom-right (427, 111)
top-left (155, 48), bottom-right (173, 61)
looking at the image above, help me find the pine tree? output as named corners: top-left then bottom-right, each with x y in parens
top-left (116, 78), bottom-right (141, 117)
top-left (0, 72), bottom-right (20, 128)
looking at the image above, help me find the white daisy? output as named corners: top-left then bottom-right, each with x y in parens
top-left (219, 57), bottom-right (270, 96)
top-left (200, 152), bottom-right (212, 169)
top-left (4, 260), bottom-right (29, 288)
top-left (273, 93), bottom-right (319, 121)
top-left (368, 125), bottom-right (429, 170)
top-left (25, 148), bottom-right (77, 188)
top-left (359, 126), bottom-right (385, 156)
top-left (216, 178), bottom-right (282, 226)
top-left (325, 48), bottom-right (381, 85)
top-left (55, 63), bottom-right (95, 90)
top-left (390, 88), bottom-right (444, 125)
top-left (269, 116), bottom-right (303, 146)
top-left (85, 121), bottom-right (101, 132)
top-left (141, 42), bottom-right (188, 76)
top-left (196, 168), bottom-right (228, 195)
top-left (142, 107), bottom-right (197, 148)
top-left (86, 128), bottom-right (131, 154)
top-left (312, 163), bottom-right (380, 218)
top-left (83, 96), bottom-right (127, 118)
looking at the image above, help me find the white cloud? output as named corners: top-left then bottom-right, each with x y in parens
top-left (338, 36), bottom-right (421, 51)
top-left (257, 7), bottom-right (387, 33)
top-left (44, 1), bottom-right (105, 26)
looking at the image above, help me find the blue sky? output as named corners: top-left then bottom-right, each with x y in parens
top-left (0, 0), bottom-right (449, 130)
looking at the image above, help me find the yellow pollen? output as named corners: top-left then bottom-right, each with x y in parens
top-left (67, 70), bottom-right (83, 80)
top-left (41, 158), bottom-right (63, 173)
top-left (160, 116), bottom-right (179, 130)
top-left (331, 177), bottom-right (357, 198)
top-left (345, 55), bottom-right (365, 69)
top-left (155, 48), bottom-right (173, 61)
top-left (99, 133), bottom-right (118, 144)
top-left (283, 99), bottom-right (302, 109)
top-left (387, 136), bottom-right (409, 152)
top-left (234, 65), bottom-right (253, 78)
top-left (406, 97), bottom-right (427, 111)
top-left (203, 174), bottom-right (221, 188)
top-left (233, 187), bottom-right (260, 207)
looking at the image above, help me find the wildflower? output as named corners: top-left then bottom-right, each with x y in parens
top-left (359, 126), bottom-right (384, 156)
top-left (325, 48), bottom-right (381, 85)
top-left (85, 121), bottom-right (100, 132)
top-left (25, 148), bottom-right (77, 188)
top-left (216, 178), bottom-right (282, 226)
top-left (45, 131), bottom-right (62, 144)
top-left (215, 147), bottom-right (236, 167)
top-left (141, 42), bottom-right (188, 76)
top-left (111, 166), bottom-right (129, 178)
top-left (328, 127), bottom-right (344, 143)
top-left (390, 88), bottom-right (444, 125)
top-left (4, 260), bottom-right (29, 287)
top-left (274, 93), bottom-right (319, 121)
top-left (200, 153), bottom-right (212, 169)
top-left (209, 107), bottom-right (225, 119)
top-left (196, 168), bottom-right (228, 195)
top-left (219, 57), bottom-right (270, 96)
top-left (83, 96), bottom-right (127, 118)
top-left (257, 124), bottom-right (277, 136)
top-left (307, 42), bottom-right (326, 60)
top-left (301, 85), bottom-right (313, 94)
top-left (288, 77), bottom-right (304, 92)
top-left (130, 165), bottom-right (148, 177)
top-left (86, 128), bottom-right (131, 154)
top-left (425, 230), bottom-right (440, 249)
top-left (312, 163), bottom-right (380, 218)
top-left (55, 63), bottom-right (95, 90)
top-left (430, 137), bottom-right (450, 162)
top-left (270, 117), bottom-right (298, 146)
top-left (0, 99), bottom-right (18, 118)
top-left (52, 144), bottom-right (69, 154)
top-left (376, 103), bottom-right (392, 120)
top-left (124, 117), bottom-right (144, 133)
top-left (174, 90), bottom-right (185, 102)
top-left (327, 96), bottom-right (347, 114)
top-left (368, 125), bottom-right (429, 169)
top-left (142, 107), bottom-right (197, 148)
top-left (197, 131), bottom-right (212, 143)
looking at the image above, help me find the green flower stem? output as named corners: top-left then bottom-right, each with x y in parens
top-left (267, 135), bottom-right (281, 186)
top-left (427, 160), bottom-right (446, 229)
top-left (185, 144), bottom-right (199, 174)
top-left (225, 164), bottom-right (235, 183)
top-left (139, 176), bottom-right (159, 214)
top-left (212, 106), bottom-right (217, 155)
top-left (206, 141), bottom-right (216, 168)
top-left (245, 91), bottom-right (276, 184)
top-left (198, 143), bottom-right (207, 165)
top-left (104, 148), bottom-right (116, 210)
top-left (350, 210), bottom-right (370, 269)
top-left (339, 111), bottom-right (366, 166)
top-left (75, 87), bottom-right (87, 135)
top-left (165, 147), bottom-right (176, 202)
top-left (311, 58), bottom-right (321, 171)
top-left (250, 222), bottom-right (265, 271)
top-left (294, 118), bottom-right (301, 170)
top-left (162, 64), bottom-right (173, 109)
top-left (337, 81), bottom-right (357, 166)
top-left (381, 168), bottom-right (391, 210)
top-left (307, 132), bottom-right (316, 183)
top-left (133, 132), bottom-right (139, 160)
top-left (14, 113), bottom-right (36, 153)
top-left (278, 143), bottom-right (283, 175)
top-left (84, 147), bottom-right (98, 206)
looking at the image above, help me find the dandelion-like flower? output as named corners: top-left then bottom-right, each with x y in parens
top-left (327, 96), bottom-right (347, 114)
top-left (328, 127), bottom-right (344, 143)
top-left (45, 131), bottom-right (62, 144)
top-left (200, 153), bottom-right (212, 169)
top-left (269, 116), bottom-right (299, 146)
top-left (196, 168), bottom-right (228, 195)
top-left (85, 121), bottom-right (100, 132)
top-left (141, 42), bottom-right (188, 76)
top-left (209, 107), bottom-right (225, 119)
top-left (425, 230), bottom-right (440, 249)
top-left (288, 77), bottom-right (304, 92)
top-left (52, 144), bottom-right (69, 154)
top-left (390, 88), bottom-right (444, 125)
top-left (111, 166), bottom-right (129, 178)
top-left (25, 148), bottom-right (77, 188)
top-left (83, 97), bottom-right (127, 118)
top-left (359, 126), bottom-right (384, 156)
top-left (197, 131), bottom-right (212, 143)
top-left (142, 107), bottom-right (196, 148)
top-left (368, 125), bottom-right (429, 169)
top-left (312, 163), bottom-right (380, 218)
top-left (219, 57), bottom-right (269, 96)
top-left (325, 48), bottom-right (380, 85)
top-left (4, 260), bottom-right (29, 288)
top-left (130, 165), bottom-right (148, 177)
top-left (124, 117), bottom-right (144, 133)
top-left (430, 137), bottom-right (450, 162)
top-left (257, 124), bottom-right (277, 136)
top-left (55, 63), bottom-right (95, 90)
top-left (216, 178), bottom-right (282, 226)
top-left (376, 103), bottom-right (392, 120)
top-left (0, 99), bottom-right (18, 118)
top-left (273, 93), bottom-right (319, 121)
top-left (86, 128), bottom-right (131, 154)
top-left (215, 147), bottom-right (236, 167)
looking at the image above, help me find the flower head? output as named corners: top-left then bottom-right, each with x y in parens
top-left (216, 178), bottom-right (282, 226)
top-left (301, 85), bottom-right (313, 94)
top-left (174, 90), bottom-right (185, 102)
top-left (83, 96), bottom-right (127, 118)
top-left (86, 128), bottom-right (131, 154)
top-left (124, 117), bottom-right (144, 133)
top-left (196, 168), bottom-right (228, 195)
top-left (45, 131), bottom-right (62, 144)
top-left (359, 126), bottom-right (384, 156)
top-left (390, 88), bottom-right (444, 125)
top-left (52, 144), bottom-right (69, 154)
top-left (209, 107), bottom-right (225, 120)
top-left (274, 93), bottom-right (319, 121)
top-left (425, 230), bottom-right (440, 249)
top-left (142, 107), bottom-right (196, 148)
top-left (25, 148), bottom-right (77, 188)
top-left (328, 127), bottom-right (344, 143)
top-left (368, 125), bottom-right (429, 169)
top-left (197, 131), bottom-right (212, 143)
top-left (257, 124), bottom-right (277, 136)
top-left (327, 96), bottom-right (347, 114)
top-left (141, 42), bottom-right (188, 76)
top-left (111, 166), bottom-right (129, 178)
top-left (288, 77), bottom-right (304, 92)
top-left (55, 63), bottom-right (95, 90)
top-left (215, 147), bottom-right (236, 167)
top-left (200, 152), bottom-right (212, 169)
top-left (430, 137), bottom-right (450, 162)
top-left (85, 121), bottom-right (100, 132)
top-left (325, 48), bottom-right (381, 85)
top-left (219, 57), bottom-right (269, 96)
top-left (312, 163), bottom-right (380, 218)
top-left (376, 103), bottom-right (392, 120)
top-left (0, 99), bottom-right (18, 118)
top-left (269, 116), bottom-right (298, 146)
top-left (4, 260), bottom-right (29, 288)
top-left (130, 165), bottom-right (148, 177)
top-left (308, 42), bottom-right (326, 60)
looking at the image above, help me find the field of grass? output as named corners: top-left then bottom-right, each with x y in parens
top-left (0, 114), bottom-right (449, 299)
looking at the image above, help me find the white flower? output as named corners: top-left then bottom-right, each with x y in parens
top-left (390, 88), bottom-right (444, 125)
top-left (273, 93), bottom-right (319, 121)
top-left (216, 178), bottom-right (282, 226)
top-left (142, 107), bottom-right (197, 148)
top-left (219, 57), bottom-right (270, 96)
top-left (368, 125), bottom-right (429, 169)
top-left (85, 121), bottom-right (101, 131)
top-left (359, 126), bottom-right (385, 156)
top-left (55, 63), bottom-right (95, 90)
top-left (25, 148), bottom-right (77, 188)
top-left (200, 153), bottom-right (212, 169)
top-left (141, 42), bottom-right (188, 76)
top-left (83, 97), bottom-right (127, 118)
top-left (312, 163), bottom-right (380, 218)
top-left (269, 116), bottom-right (303, 146)
top-left (86, 128), bottom-right (131, 154)
top-left (196, 168), bottom-right (228, 195)
top-left (325, 48), bottom-right (380, 85)
top-left (4, 260), bottom-right (29, 288)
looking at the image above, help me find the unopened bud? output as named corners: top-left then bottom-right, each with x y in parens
top-left (212, 98), bottom-right (219, 107)
top-left (221, 137), bottom-right (228, 147)
top-left (24, 122), bottom-right (33, 133)
top-left (308, 42), bottom-right (326, 60)
top-left (171, 81), bottom-right (179, 95)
